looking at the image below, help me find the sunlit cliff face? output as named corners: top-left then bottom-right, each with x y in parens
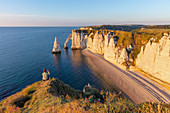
top-left (136, 35), bottom-right (170, 83)
top-left (65, 29), bottom-right (170, 83)
top-left (86, 31), bottom-right (128, 64)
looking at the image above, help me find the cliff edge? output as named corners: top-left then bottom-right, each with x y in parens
top-left (1, 78), bottom-right (169, 113)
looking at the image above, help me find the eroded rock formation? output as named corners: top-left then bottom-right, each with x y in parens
top-left (64, 30), bottom-right (88, 50)
top-left (136, 35), bottom-right (170, 83)
top-left (87, 31), bottom-right (105, 54)
top-left (104, 32), bottom-right (128, 64)
top-left (65, 29), bottom-right (170, 83)
top-left (64, 34), bottom-right (72, 49)
top-left (52, 37), bottom-right (61, 54)
top-left (87, 32), bottom-right (129, 64)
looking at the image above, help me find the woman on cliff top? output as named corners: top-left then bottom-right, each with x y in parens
top-left (42, 69), bottom-right (50, 81)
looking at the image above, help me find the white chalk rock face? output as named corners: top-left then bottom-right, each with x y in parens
top-left (64, 34), bottom-right (72, 49)
top-left (52, 37), bottom-right (61, 54)
top-left (87, 32), bottom-right (128, 64)
top-left (87, 31), bottom-right (104, 54)
top-left (71, 30), bottom-right (87, 50)
top-left (64, 30), bottom-right (93, 50)
top-left (80, 33), bottom-right (87, 49)
top-left (104, 32), bottom-right (128, 64)
top-left (86, 33), bottom-right (94, 49)
top-left (136, 35), bottom-right (170, 83)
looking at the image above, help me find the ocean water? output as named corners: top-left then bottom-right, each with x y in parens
top-left (0, 27), bottom-right (114, 100)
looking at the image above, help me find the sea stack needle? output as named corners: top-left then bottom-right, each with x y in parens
top-left (52, 36), bottom-right (61, 54)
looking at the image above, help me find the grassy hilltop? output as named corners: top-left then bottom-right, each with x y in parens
top-left (0, 78), bottom-right (169, 113)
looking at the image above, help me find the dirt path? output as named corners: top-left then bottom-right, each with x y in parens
top-left (82, 49), bottom-right (170, 104)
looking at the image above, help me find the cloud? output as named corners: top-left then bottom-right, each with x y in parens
top-left (0, 14), bottom-right (53, 17)
top-left (0, 14), bottom-right (60, 26)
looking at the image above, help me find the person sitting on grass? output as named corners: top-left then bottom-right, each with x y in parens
top-left (42, 69), bottom-right (50, 81)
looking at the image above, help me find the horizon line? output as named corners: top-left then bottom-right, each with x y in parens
top-left (0, 24), bottom-right (170, 27)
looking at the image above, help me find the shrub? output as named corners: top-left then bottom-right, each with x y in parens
top-left (12, 95), bottom-right (31, 108)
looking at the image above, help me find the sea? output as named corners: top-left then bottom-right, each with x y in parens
top-left (0, 27), bottom-right (115, 101)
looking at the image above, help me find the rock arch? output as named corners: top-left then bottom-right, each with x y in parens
top-left (64, 30), bottom-right (93, 50)
top-left (64, 34), bottom-right (72, 49)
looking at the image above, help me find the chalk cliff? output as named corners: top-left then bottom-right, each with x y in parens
top-left (52, 37), bottom-right (61, 54)
top-left (64, 30), bottom-right (88, 50)
top-left (104, 32), bottom-right (129, 65)
top-left (87, 31), bottom-right (105, 54)
top-left (87, 32), bottom-right (129, 64)
top-left (136, 35), bottom-right (170, 83)
top-left (65, 28), bottom-right (169, 83)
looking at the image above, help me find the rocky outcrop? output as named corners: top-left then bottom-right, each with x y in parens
top-left (0, 78), bottom-right (82, 113)
top-left (87, 31), bottom-right (105, 54)
top-left (64, 34), bottom-right (72, 49)
top-left (0, 78), bottom-right (168, 113)
top-left (104, 32), bottom-right (129, 65)
top-left (52, 37), bottom-right (61, 54)
top-left (136, 35), bottom-right (170, 83)
top-left (71, 30), bottom-right (86, 49)
top-left (71, 31), bottom-right (87, 50)
top-left (63, 29), bottom-right (129, 65)
top-left (87, 32), bottom-right (129, 65)
top-left (64, 30), bottom-right (88, 50)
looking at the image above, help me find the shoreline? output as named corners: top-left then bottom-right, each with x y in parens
top-left (82, 49), bottom-right (170, 104)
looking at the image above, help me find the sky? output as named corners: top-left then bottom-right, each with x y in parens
top-left (0, 0), bottom-right (170, 26)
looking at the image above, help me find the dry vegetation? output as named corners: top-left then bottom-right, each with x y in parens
top-left (0, 78), bottom-right (169, 113)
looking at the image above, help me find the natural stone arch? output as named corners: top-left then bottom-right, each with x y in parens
top-left (64, 30), bottom-right (94, 50)
top-left (64, 34), bottom-right (72, 49)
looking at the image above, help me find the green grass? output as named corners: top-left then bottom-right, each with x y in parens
top-left (0, 78), bottom-right (169, 113)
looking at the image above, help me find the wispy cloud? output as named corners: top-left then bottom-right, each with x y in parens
top-left (0, 14), bottom-right (54, 18)
top-left (0, 13), bottom-right (77, 26)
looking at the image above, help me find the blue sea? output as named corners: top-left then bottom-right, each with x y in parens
top-left (0, 27), bottom-right (115, 100)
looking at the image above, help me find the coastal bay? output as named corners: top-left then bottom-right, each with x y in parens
top-left (0, 27), bottom-right (114, 101)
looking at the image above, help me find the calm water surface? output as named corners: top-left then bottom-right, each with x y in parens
top-left (0, 27), bottom-right (114, 100)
